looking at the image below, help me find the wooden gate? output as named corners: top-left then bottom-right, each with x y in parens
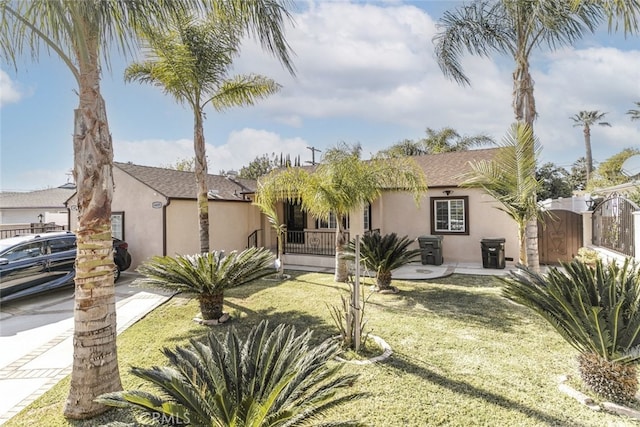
top-left (538, 210), bottom-right (583, 265)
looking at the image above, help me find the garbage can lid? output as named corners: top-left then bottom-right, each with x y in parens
top-left (480, 237), bottom-right (505, 243)
top-left (418, 235), bottom-right (443, 240)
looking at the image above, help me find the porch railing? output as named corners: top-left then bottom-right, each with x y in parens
top-left (0, 223), bottom-right (67, 239)
top-left (284, 230), bottom-right (350, 256)
top-left (247, 229), bottom-right (261, 248)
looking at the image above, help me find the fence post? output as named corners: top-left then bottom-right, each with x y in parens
top-left (634, 212), bottom-right (640, 261)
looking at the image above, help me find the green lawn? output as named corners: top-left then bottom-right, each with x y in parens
top-left (5, 271), bottom-right (637, 426)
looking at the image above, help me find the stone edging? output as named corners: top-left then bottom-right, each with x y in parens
top-left (557, 375), bottom-right (640, 420)
top-left (335, 335), bottom-right (393, 365)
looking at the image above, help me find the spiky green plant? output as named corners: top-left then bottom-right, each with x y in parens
top-left (501, 258), bottom-right (640, 403)
top-left (134, 247), bottom-right (275, 320)
top-left (97, 321), bottom-right (363, 426)
top-left (345, 233), bottom-right (421, 292)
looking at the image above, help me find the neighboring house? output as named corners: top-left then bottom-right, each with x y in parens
top-left (0, 184), bottom-right (76, 231)
top-left (67, 162), bottom-right (262, 270)
top-left (277, 148), bottom-right (520, 268)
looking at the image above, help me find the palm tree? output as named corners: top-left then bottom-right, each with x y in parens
top-left (433, 0), bottom-right (603, 271)
top-left (346, 232), bottom-right (421, 293)
top-left (571, 0), bottom-right (640, 34)
top-left (0, 0), bottom-right (209, 418)
top-left (502, 258), bottom-right (640, 404)
top-left (0, 0), bottom-right (295, 418)
top-left (570, 111), bottom-right (611, 183)
top-left (135, 247), bottom-right (275, 322)
top-left (420, 127), bottom-right (494, 154)
top-left (460, 123), bottom-right (542, 265)
top-left (256, 142), bottom-right (427, 283)
top-left (627, 101), bottom-right (640, 121)
top-left (126, 12), bottom-right (282, 254)
top-left (97, 321), bottom-right (363, 426)
top-left (254, 180), bottom-right (287, 279)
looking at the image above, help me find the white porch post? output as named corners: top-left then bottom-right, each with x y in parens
top-left (582, 211), bottom-right (593, 248)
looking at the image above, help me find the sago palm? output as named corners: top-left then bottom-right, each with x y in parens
top-left (97, 321), bottom-right (363, 426)
top-left (502, 258), bottom-right (640, 403)
top-left (346, 233), bottom-right (421, 292)
top-left (135, 247), bottom-right (275, 321)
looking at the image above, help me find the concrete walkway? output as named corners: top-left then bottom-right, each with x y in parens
top-left (286, 260), bottom-right (517, 279)
top-left (0, 273), bottom-right (171, 425)
top-left (0, 261), bottom-right (515, 425)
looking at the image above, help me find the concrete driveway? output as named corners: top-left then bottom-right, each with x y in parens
top-left (0, 272), bottom-right (171, 425)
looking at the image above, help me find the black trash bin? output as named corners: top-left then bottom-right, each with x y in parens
top-left (418, 235), bottom-right (443, 266)
top-left (480, 238), bottom-right (506, 269)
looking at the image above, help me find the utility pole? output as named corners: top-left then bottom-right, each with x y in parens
top-left (306, 146), bottom-right (321, 165)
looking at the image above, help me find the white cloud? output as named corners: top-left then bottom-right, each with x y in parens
top-left (114, 130), bottom-right (309, 173)
top-left (0, 69), bottom-right (23, 107)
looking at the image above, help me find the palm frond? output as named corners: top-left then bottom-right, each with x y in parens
top-left (98, 321), bottom-right (364, 425)
top-left (134, 247), bottom-right (275, 295)
top-left (501, 258), bottom-right (640, 363)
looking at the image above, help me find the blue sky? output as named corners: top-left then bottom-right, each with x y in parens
top-left (1, 0), bottom-right (639, 191)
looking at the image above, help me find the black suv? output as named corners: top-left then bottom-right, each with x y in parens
top-left (0, 231), bottom-right (132, 302)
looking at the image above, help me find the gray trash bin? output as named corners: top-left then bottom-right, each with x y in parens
top-left (418, 235), bottom-right (443, 266)
top-left (480, 238), bottom-right (505, 269)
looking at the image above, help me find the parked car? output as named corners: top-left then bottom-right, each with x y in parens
top-left (0, 231), bottom-right (132, 302)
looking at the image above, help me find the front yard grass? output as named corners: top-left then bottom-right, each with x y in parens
top-left (5, 272), bottom-right (637, 426)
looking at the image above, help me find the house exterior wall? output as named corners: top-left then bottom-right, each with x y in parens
top-left (373, 188), bottom-right (519, 265)
top-left (0, 208), bottom-right (68, 226)
top-left (165, 199), bottom-right (260, 257)
top-left (112, 168), bottom-right (166, 268)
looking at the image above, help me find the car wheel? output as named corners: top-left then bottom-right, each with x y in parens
top-left (114, 265), bottom-right (121, 282)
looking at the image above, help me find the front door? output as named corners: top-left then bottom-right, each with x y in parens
top-left (538, 210), bottom-right (583, 265)
top-left (285, 201), bottom-right (306, 244)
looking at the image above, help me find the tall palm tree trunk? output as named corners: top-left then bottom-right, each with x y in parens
top-left (64, 48), bottom-right (122, 419)
top-left (513, 58), bottom-right (540, 272)
top-left (194, 108), bottom-right (210, 253)
top-left (583, 125), bottom-right (593, 182)
top-left (334, 216), bottom-right (348, 282)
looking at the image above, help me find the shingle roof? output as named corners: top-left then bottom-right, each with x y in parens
top-left (115, 162), bottom-right (256, 201)
top-left (0, 187), bottom-right (76, 209)
top-left (413, 148), bottom-right (500, 187)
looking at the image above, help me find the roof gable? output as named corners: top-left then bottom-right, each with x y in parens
top-left (114, 162), bottom-right (257, 201)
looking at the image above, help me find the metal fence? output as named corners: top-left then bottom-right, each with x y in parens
top-left (284, 230), bottom-right (349, 256)
top-left (592, 194), bottom-right (638, 257)
top-left (0, 223), bottom-right (67, 239)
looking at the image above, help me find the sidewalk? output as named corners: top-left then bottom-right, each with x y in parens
top-left (0, 273), bottom-right (171, 425)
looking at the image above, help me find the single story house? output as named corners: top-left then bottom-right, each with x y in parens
top-left (278, 148), bottom-right (519, 268)
top-left (67, 150), bottom-right (520, 270)
top-left (67, 162), bottom-right (263, 270)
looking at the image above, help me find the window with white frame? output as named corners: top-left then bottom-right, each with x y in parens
top-left (430, 196), bottom-right (469, 235)
top-left (111, 212), bottom-right (124, 240)
top-left (363, 204), bottom-right (371, 231)
top-left (317, 213), bottom-right (349, 230)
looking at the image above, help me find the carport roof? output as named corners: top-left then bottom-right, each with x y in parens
top-left (115, 162), bottom-right (256, 201)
